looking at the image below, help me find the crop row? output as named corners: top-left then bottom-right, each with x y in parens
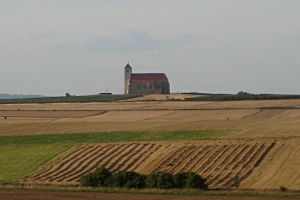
top-left (23, 141), bottom-right (276, 188)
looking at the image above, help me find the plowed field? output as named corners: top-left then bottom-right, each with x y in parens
top-left (23, 139), bottom-right (282, 189)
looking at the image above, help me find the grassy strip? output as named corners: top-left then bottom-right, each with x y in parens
top-left (0, 184), bottom-right (299, 198)
top-left (0, 94), bottom-right (140, 104)
top-left (0, 144), bottom-right (72, 182)
top-left (186, 94), bottom-right (300, 101)
top-left (0, 130), bottom-right (233, 145)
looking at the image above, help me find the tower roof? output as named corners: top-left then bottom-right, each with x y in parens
top-left (125, 63), bottom-right (132, 69)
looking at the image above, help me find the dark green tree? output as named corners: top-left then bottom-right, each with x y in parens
top-left (80, 167), bottom-right (112, 187)
top-left (146, 171), bottom-right (175, 189)
top-left (110, 171), bottom-right (145, 188)
top-left (185, 172), bottom-right (208, 190)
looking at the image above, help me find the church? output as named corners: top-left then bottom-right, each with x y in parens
top-left (124, 63), bottom-right (170, 95)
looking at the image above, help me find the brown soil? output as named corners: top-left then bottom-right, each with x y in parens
top-left (22, 138), bottom-right (292, 190)
top-left (0, 190), bottom-right (296, 200)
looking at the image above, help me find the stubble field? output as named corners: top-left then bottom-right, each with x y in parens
top-left (22, 139), bottom-right (277, 188)
top-left (0, 99), bottom-right (300, 137)
top-left (20, 138), bottom-right (300, 190)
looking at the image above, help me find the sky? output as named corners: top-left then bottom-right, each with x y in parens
top-left (0, 0), bottom-right (299, 96)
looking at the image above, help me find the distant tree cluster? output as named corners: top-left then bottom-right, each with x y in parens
top-left (80, 167), bottom-right (208, 190)
top-left (65, 93), bottom-right (71, 97)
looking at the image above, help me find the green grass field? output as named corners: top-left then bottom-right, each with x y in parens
top-left (0, 94), bottom-right (140, 104)
top-left (0, 144), bottom-right (71, 182)
top-left (0, 130), bottom-right (232, 145)
top-left (0, 130), bottom-right (231, 182)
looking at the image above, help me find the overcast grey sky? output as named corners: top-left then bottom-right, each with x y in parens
top-left (0, 0), bottom-right (299, 96)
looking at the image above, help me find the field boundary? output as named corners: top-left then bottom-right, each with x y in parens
top-left (0, 184), bottom-right (300, 198)
top-left (1, 107), bottom-right (300, 112)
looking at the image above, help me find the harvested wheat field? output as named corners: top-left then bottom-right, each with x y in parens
top-left (0, 99), bottom-right (300, 138)
top-left (0, 99), bottom-right (300, 111)
top-left (241, 138), bottom-right (300, 190)
top-left (0, 110), bottom-right (105, 118)
top-left (0, 102), bottom-right (153, 111)
top-left (22, 138), bottom-right (300, 190)
top-left (83, 109), bottom-right (260, 121)
top-left (1, 109), bottom-right (300, 137)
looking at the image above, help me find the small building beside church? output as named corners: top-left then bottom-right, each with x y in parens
top-left (124, 63), bottom-right (170, 95)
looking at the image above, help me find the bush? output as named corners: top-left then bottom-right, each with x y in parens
top-left (125, 173), bottom-right (146, 188)
top-left (146, 171), bottom-right (175, 189)
top-left (109, 171), bottom-right (146, 188)
top-left (173, 171), bottom-right (208, 189)
top-left (80, 167), bottom-right (112, 187)
top-left (186, 93), bottom-right (300, 101)
top-left (93, 167), bottom-right (113, 187)
top-left (145, 172), bottom-right (159, 188)
top-left (185, 172), bottom-right (208, 190)
top-left (157, 172), bottom-right (175, 189)
top-left (280, 186), bottom-right (288, 192)
top-left (80, 167), bottom-right (208, 190)
top-left (173, 171), bottom-right (189, 188)
top-left (80, 173), bottom-right (99, 187)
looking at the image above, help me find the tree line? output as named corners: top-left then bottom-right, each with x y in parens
top-left (80, 167), bottom-right (208, 190)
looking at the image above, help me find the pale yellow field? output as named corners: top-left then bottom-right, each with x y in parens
top-left (1, 101), bottom-right (300, 137)
top-left (0, 110), bottom-right (105, 118)
top-left (241, 138), bottom-right (300, 190)
top-left (22, 139), bottom-right (275, 188)
top-left (0, 99), bottom-right (299, 111)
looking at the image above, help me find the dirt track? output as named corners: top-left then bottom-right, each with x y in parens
top-left (0, 190), bottom-right (298, 200)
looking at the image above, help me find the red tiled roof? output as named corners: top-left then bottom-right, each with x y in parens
top-left (130, 73), bottom-right (168, 83)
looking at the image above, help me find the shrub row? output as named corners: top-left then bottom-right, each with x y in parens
top-left (80, 167), bottom-right (208, 190)
top-left (186, 93), bottom-right (300, 101)
top-left (0, 94), bottom-right (140, 104)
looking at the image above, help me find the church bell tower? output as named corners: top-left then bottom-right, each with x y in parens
top-left (124, 63), bottom-right (132, 94)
